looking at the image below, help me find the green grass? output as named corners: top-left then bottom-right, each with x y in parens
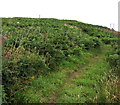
top-left (59, 51), bottom-right (93, 71)
top-left (14, 72), bottom-right (67, 103)
top-left (13, 50), bottom-right (94, 103)
top-left (9, 46), bottom-right (119, 103)
top-left (13, 46), bottom-right (119, 103)
top-left (7, 45), bottom-right (119, 103)
top-left (57, 55), bottom-right (119, 103)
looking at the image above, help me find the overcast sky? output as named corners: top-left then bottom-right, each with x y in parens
top-left (0, 0), bottom-right (119, 31)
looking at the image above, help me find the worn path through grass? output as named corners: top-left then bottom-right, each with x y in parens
top-left (47, 45), bottom-right (119, 103)
top-left (48, 54), bottom-right (102, 103)
top-left (15, 45), bottom-right (119, 103)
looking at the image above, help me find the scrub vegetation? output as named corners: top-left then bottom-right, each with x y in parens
top-left (1, 17), bottom-right (120, 103)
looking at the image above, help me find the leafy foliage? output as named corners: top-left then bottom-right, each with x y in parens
top-left (2, 17), bottom-right (119, 103)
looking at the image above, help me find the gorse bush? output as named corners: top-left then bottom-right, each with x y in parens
top-left (106, 46), bottom-right (120, 74)
top-left (105, 32), bottom-right (120, 74)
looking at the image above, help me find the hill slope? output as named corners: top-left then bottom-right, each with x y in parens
top-left (1, 17), bottom-right (119, 103)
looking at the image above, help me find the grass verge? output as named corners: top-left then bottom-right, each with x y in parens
top-left (57, 56), bottom-right (119, 103)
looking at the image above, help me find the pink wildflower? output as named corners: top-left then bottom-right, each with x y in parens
top-left (2, 35), bottom-right (7, 40)
top-left (0, 35), bottom-right (7, 46)
top-left (6, 50), bottom-right (12, 57)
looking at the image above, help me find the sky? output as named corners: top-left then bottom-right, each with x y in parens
top-left (0, 0), bottom-right (119, 31)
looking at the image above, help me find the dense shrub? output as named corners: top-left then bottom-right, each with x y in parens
top-left (107, 54), bottom-right (119, 68)
top-left (106, 39), bottom-right (120, 74)
top-left (1, 85), bottom-right (7, 103)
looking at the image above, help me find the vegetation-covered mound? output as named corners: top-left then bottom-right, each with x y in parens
top-left (1, 17), bottom-right (119, 103)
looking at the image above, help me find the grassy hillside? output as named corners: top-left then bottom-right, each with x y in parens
top-left (1, 17), bottom-right (119, 103)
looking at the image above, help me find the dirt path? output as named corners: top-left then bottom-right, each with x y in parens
top-left (64, 23), bottom-right (119, 35)
top-left (48, 54), bottom-right (101, 103)
top-left (98, 27), bottom-right (119, 34)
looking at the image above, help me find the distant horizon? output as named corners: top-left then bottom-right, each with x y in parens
top-left (0, 0), bottom-right (118, 31)
top-left (1, 16), bottom-right (116, 31)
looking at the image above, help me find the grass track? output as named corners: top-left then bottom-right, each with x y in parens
top-left (48, 54), bottom-right (101, 103)
top-left (13, 45), bottom-right (119, 103)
